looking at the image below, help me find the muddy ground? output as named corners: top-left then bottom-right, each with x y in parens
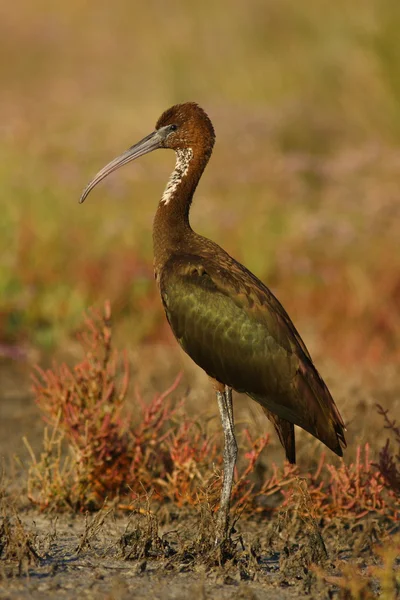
top-left (1, 357), bottom-right (399, 599)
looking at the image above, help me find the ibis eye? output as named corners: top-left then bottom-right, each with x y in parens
top-left (169, 124), bottom-right (178, 132)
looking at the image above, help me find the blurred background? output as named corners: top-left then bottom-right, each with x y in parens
top-left (1, 0), bottom-right (399, 452)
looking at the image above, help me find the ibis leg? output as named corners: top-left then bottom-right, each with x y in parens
top-left (216, 385), bottom-right (238, 540)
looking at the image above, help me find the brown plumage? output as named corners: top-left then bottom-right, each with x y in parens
top-left (80, 102), bottom-right (346, 540)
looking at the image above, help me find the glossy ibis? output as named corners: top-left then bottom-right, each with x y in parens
top-left (80, 102), bottom-right (346, 540)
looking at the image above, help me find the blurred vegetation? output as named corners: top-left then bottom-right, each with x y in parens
top-left (0, 0), bottom-right (399, 366)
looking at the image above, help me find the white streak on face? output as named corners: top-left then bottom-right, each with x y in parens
top-left (161, 148), bottom-right (193, 205)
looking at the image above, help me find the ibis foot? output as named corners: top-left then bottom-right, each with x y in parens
top-left (215, 385), bottom-right (237, 546)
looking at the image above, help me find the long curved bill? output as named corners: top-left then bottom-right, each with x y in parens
top-left (79, 130), bottom-right (162, 204)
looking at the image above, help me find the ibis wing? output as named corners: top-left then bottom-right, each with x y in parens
top-left (160, 254), bottom-right (346, 456)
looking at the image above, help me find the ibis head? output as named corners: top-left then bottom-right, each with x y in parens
top-left (80, 103), bottom-right (214, 204)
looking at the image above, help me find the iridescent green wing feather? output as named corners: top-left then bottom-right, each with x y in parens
top-left (160, 253), bottom-right (345, 456)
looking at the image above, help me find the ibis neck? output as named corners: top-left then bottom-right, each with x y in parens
top-left (153, 147), bottom-right (210, 269)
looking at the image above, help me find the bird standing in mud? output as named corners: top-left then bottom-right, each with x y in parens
top-left (80, 102), bottom-right (346, 542)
